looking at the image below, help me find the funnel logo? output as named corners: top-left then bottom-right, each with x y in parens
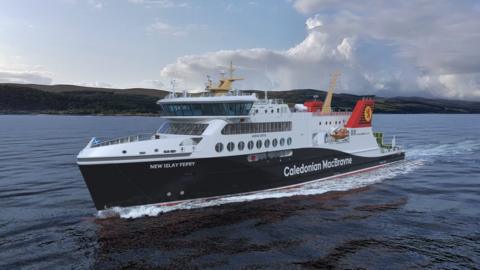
top-left (363, 106), bottom-right (373, 122)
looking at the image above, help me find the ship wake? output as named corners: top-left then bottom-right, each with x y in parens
top-left (406, 139), bottom-right (480, 161)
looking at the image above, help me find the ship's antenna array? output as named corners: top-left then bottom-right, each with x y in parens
top-left (170, 79), bottom-right (176, 97)
top-left (206, 75), bottom-right (212, 88)
top-left (229, 61), bottom-right (234, 79)
top-left (205, 61), bottom-right (243, 96)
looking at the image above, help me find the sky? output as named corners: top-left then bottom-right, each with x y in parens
top-left (1, 0), bottom-right (480, 100)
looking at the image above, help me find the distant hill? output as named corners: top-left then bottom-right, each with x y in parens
top-left (248, 89), bottom-right (480, 114)
top-left (0, 83), bottom-right (168, 115)
top-left (1, 83), bottom-right (479, 115)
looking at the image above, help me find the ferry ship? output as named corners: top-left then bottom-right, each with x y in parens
top-left (77, 64), bottom-right (405, 210)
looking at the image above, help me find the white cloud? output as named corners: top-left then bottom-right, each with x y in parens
top-left (158, 0), bottom-right (480, 100)
top-left (77, 81), bottom-right (112, 88)
top-left (305, 14), bottom-right (322, 30)
top-left (88, 0), bottom-right (103, 9)
top-left (0, 70), bottom-right (52, 85)
top-left (147, 21), bottom-right (207, 37)
top-left (0, 54), bottom-right (53, 85)
top-left (128, 0), bottom-right (187, 8)
top-left (135, 79), bottom-right (164, 89)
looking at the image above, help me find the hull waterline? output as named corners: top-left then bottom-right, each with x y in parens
top-left (79, 148), bottom-right (405, 210)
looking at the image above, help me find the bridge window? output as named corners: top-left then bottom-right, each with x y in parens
top-left (158, 122), bottom-right (208, 135)
top-left (160, 102), bottom-right (253, 116)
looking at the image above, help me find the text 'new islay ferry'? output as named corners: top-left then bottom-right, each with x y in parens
top-left (77, 64), bottom-right (405, 210)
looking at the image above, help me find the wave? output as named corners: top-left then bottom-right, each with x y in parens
top-left (406, 139), bottom-right (480, 160)
top-left (97, 159), bottom-right (422, 219)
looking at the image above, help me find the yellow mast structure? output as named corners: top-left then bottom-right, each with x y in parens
top-left (206, 61), bottom-right (243, 96)
top-left (321, 71), bottom-right (341, 113)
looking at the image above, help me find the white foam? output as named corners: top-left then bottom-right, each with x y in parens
top-left (407, 139), bottom-right (479, 159)
top-left (97, 159), bottom-right (422, 219)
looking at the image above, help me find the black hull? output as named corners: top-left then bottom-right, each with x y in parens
top-left (79, 148), bottom-right (405, 210)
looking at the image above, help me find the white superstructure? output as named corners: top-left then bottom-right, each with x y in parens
top-left (77, 93), bottom-right (397, 165)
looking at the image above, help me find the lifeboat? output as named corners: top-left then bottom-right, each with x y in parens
top-left (330, 127), bottom-right (349, 140)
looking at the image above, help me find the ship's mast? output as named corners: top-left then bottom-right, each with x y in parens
top-left (205, 61), bottom-right (243, 96)
top-left (321, 71), bottom-right (341, 113)
top-left (171, 79), bottom-right (176, 97)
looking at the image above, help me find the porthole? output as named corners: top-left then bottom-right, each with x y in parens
top-left (319, 122), bottom-right (322, 125)
top-left (238, 141), bottom-right (245, 151)
top-left (265, 109), bottom-right (268, 113)
top-left (248, 140), bottom-right (254, 150)
top-left (256, 140), bottom-right (262, 149)
top-left (154, 148), bottom-right (159, 152)
top-left (287, 137), bottom-right (292, 145)
top-left (122, 150), bottom-right (127, 154)
top-left (264, 139), bottom-right (270, 148)
top-left (271, 109), bottom-right (274, 113)
top-left (272, 138), bottom-right (278, 147)
top-left (329, 121), bottom-right (332, 125)
top-left (227, 142), bottom-right (235, 152)
top-left (280, 138), bottom-right (285, 146)
top-left (255, 109), bottom-right (259, 113)
top-left (277, 108), bottom-right (280, 113)
top-left (215, 143), bottom-right (223, 152)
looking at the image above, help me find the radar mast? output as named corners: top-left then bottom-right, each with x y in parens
top-left (206, 61), bottom-right (243, 96)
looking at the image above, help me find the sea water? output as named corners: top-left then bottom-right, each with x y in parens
top-left (0, 114), bottom-right (479, 269)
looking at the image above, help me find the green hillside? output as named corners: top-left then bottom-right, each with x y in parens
top-left (0, 84), bottom-right (168, 115)
top-left (1, 83), bottom-right (479, 115)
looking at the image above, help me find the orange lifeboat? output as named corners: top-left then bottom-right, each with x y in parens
top-left (330, 127), bottom-right (349, 140)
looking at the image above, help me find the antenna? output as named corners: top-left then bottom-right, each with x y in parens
top-left (229, 61), bottom-right (234, 79)
top-left (170, 79), bottom-right (176, 97)
top-left (265, 66), bottom-right (276, 102)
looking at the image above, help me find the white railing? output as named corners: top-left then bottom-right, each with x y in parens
top-left (90, 133), bottom-right (154, 148)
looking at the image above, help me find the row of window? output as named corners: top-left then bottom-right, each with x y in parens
top-left (157, 122), bottom-right (208, 135)
top-left (159, 102), bottom-right (253, 116)
top-left (215, 137), bottom-right (292, 152)
top-left (254, 108), bottom-right (280, 114)
top-left (320, 119), bottom-right (346, 126)
top-left (222, 121), bottom-right (292, 135)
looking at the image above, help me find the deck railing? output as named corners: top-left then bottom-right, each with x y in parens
top-left (312, 108), bottom-right (351, 116)
top-left (90, 133), bottom-right (154, 148)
